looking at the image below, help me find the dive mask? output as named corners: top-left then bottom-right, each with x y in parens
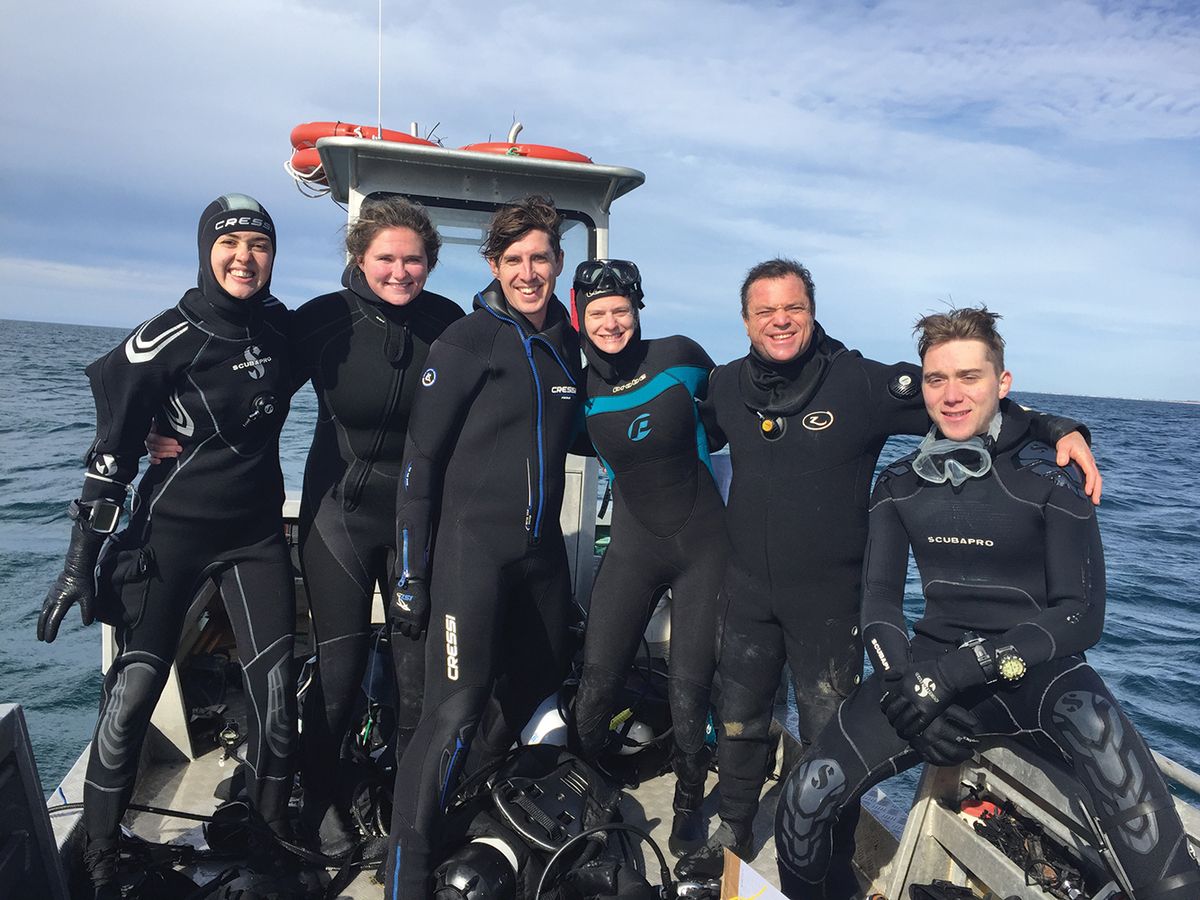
top-left (912, 414), bottom-right (1001, 486)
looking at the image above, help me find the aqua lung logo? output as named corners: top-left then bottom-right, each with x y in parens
top-left (445, 614), bottom-right (460, 681)
top-left (627, 413), bottom-right (652, 442)
top-left (803, 411), bottom-right (834, 431)
top-left (928, 536), bottom-right (995, 547)
top-left (422, 368), bottom-right (437, 387)
top-left (231, 345), bottom-right (270, 379)
top-left (551, 385), bottom-right (577, 398)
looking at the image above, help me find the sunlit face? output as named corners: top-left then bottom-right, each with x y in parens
top-left (357, 227), bottom-right (429, 306)
top-left (583, 295), bottom-right (636, 354)
top-left (922, 339), bottom-right (1012, 441)
top-left (210, 231), bottom-right (273, 299)
top-left (487, 229), bottom-right (564, 330)
top-left (743, 274), bottom-right (814, 363)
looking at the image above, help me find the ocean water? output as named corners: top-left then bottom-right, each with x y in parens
top-left (2, 319), bottom-right (1198, 804)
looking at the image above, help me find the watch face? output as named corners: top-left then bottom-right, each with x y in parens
top-left (998, 653), bottom-right (1026, 681)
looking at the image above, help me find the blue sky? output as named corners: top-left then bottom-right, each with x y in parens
top-left (2, 0), bottom-right (1197, 400)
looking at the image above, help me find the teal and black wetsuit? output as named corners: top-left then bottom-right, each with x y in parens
top-left (574, 334), bottom-right (728, 812)
top-left (289, 265), bottom-right (462, 837)
top-left (386, 282), bottom-right (583, 900)
top-left (774, 407), bottom-right (1199, 900)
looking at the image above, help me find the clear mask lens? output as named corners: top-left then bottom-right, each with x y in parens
top-left (913, 428), bottom-right (993, 486)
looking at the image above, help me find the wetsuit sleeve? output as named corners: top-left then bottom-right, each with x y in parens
top-left (80, 340), bottom-right (176, 503)
top-left (988, 474), bottom-right (1105, 667)
top-left (394, 338), bottom-right (488, 583)
top-left (698, 365), bottom-right (728, 452)
top-left (860, 472), bottom-right (915, 675)
top-left (286, 298), bottom-right (338, 395)
top-left (1011, 402), bottom-right (1091, 447)
top-left (569, 410), bottom-right (597, 458)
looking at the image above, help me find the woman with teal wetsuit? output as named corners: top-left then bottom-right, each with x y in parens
top-left (571, 259), bottom-right (729, 856)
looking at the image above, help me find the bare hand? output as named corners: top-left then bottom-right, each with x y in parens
top-left (1054, 431), bottom-right (1102, 505)
top-left (145, 421), bottom-right (183, 465)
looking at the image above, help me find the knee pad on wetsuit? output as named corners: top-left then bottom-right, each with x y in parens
top-left (775, 756), bottom-right (849, 879)
top-left (1050, 688), bottom-right (1166, 855)
top-left (242, 637), bottom-right (296, 761)
top-left (93, 653), bottom-right (171, 783)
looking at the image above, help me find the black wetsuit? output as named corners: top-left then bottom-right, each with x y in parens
top-left (290, 265), bottom-right (463, 833)
top-left (386, 282), bottom-right (583, 899)
top-left (574, 335), bottom-right (728, 803)
top-left (775, 408), bottom-right (1198, 900)
top-left (82, 288), bottom-right (296, 848)
top-left (700, 327), bottom-right (1084, 835)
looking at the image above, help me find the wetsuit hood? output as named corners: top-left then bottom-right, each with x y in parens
top-left (194, 193), bottom-right (277, 327)
top-left (738, 321), bottom-right (849, 416)
top-left (475, 278), bottom-right (572, 337)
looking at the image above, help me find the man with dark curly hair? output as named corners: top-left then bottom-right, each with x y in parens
top-left (385, 195), bottom-right (584, 899)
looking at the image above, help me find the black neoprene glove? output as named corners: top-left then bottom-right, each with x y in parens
top-left (38, 519), bottom-right (105, 643)
top-left (910, 705), bottom-right (981, 766)
top-left (390, 578), bottom-right (430, 640)
top-left (881, 647), bottom-right (987, 741)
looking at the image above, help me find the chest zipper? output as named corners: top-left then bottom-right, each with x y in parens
top-left (344, 348), bottom-right (406, 510)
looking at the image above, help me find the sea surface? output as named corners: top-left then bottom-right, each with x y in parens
top-left (2, 318), bottom-right (1198, 807)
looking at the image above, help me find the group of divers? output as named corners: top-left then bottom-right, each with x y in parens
top-left (37, 191), bottom-right (1199, 900)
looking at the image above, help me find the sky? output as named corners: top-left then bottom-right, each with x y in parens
top-left (2, 0), bottom-right (1197, 400)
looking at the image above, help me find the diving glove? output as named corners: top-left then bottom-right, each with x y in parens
top-left (390, 578), bottom-right (430, 639)
top-left (881, 647), bottom-right (989, 741)
top-left (38, 511), bottom-right (108, 643)
top-left (911, 705), bottom-right (980, 767)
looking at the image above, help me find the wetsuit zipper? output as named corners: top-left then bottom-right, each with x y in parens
top-left (523, 338), bottom-right (546, 545)
top-left (343, 327), bottom-right (406, 510)
top-left (478, 301), bottom-right (577, 547)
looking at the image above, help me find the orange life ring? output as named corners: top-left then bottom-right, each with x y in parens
top-left (288, 147), bottom-right (323, 177)
top-left (459, 142), bottom-right (592, 163)
top-left (290, 121), bottom-right (437, 150)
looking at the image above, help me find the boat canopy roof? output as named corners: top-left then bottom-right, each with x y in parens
top-left (315, 137), bottom-right (646, 255)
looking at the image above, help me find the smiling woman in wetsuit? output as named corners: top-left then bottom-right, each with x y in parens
top-left (149, 197), bottom-right (465, 855)
top-left (287, 198), bottom-right (463, 853)
top-left (38, 194), bottom-right (297, 899)
top-left (569, 259), bottom-right (730, 857)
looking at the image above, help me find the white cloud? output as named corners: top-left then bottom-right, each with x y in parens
top-left (1, 0), bottom-right (1197, 398)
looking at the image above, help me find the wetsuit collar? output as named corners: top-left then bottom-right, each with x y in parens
top-left (179, 287), bottom-right (269, 338)
top-left (475, 278), bottom-right (570, 337)
top-left (341, 263), bottom-right (416, 365)
top-left (583, 331), bottom-right (647, 384)
top-left (738, 321), bottom-right (848, 416)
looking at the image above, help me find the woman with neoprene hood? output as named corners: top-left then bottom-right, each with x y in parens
top-left (38, 194), bottom-right (297, 899)
top-left (149, 196), bottom-right (465, 855)
top-left (571, 259), bottom-right (730, 856)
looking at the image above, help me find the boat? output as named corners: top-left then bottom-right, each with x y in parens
top-left (9, 124), bottom-right (1199, 900)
